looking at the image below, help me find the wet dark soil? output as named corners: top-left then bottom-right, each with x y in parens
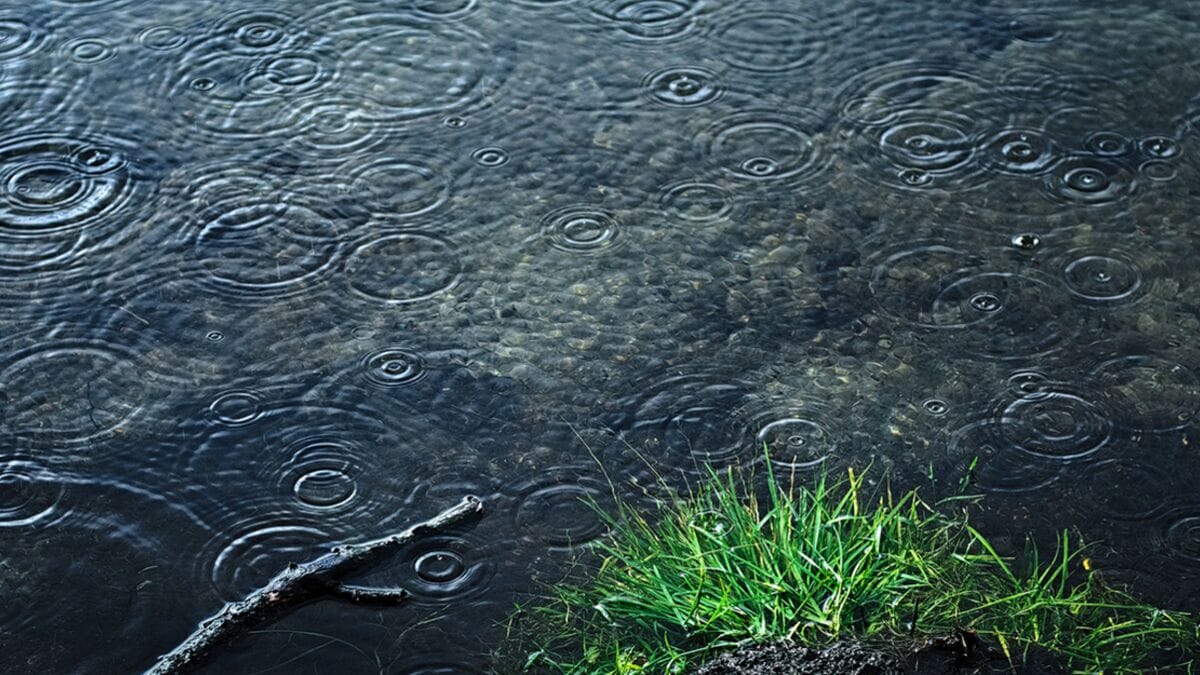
top-left (691, 636), bottom-right (1062, 675)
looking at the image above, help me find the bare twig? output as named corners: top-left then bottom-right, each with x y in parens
top-left (147, 495), bottom-right (484, 675)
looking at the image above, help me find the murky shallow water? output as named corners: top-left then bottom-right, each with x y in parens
top-left (2, 0), bottom-right (1200, 671)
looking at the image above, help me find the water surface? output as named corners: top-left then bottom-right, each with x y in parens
top-left (2, 0), bottom-right (1200, 672)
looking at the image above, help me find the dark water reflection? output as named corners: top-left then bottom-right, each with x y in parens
top-left (3, 0), bottom-right (1200, 671)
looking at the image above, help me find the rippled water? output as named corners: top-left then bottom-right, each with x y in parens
top-left (3, 0), bottom-right (1200, 672)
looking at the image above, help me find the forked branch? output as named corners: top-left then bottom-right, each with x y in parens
top-left (147, 495), bottom-right (484, 675)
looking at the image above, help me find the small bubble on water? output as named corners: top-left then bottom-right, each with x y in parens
top-left (899, 168), bottom-right (932, 186)
top-left (906, 135), bottom-right (933, 151)
top-left (669, 75), bottom-right (701, 96)
top-left (923, 399), bottom-right (949, 415)
top-left (78, 148), bottom-right (111, 168)
top-left (969, 292), bottom-right (1001, 312)
top-left (1003, 140), bottom-right (1036, 161)
top-left (363, 348), bottom-right (426, 387)
top-left (1140, 136), bottom-right (1180, 158)
top-left (472, 146), bottom-right (509, 167)
top-left (1064, 167), bottom-right (1108, 192)
top-left (415, 551), bottom-right (466, 583)
top-left (644, 66), bottom-right (722, 107)
top-left (1011, 233), bottom-right (1041, 250)
top-left (740, 156), bottom-right (778, 176)
top-left (1009, 371), bottom-right (1048, 396)
top-left (1086, 132), bottom-right (1130, 157)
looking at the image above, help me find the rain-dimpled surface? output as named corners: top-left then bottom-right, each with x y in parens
top-left (3, 0), bottom-right (1200, 671)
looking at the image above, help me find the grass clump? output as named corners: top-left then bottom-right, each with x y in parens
top-left (517, 464), bottom-right (1197, 674)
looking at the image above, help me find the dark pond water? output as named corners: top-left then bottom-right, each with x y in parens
top-left (3, 0), bottom-right (1200, 672)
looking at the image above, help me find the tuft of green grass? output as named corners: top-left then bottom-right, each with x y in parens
top-left (515, 463), bottom-right (1198, 674)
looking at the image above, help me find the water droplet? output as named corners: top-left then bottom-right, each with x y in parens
top-left (985, 129), bottom-right (1056, 175)
top-left (906, 135), bottom-right (932, 152)
top-left (276, 436), bottom-right (385, 518)
top-left (969, 292), bottom-right (1001, 312)
top-left (137, 25), bottom-right (186, 51)
top-left (1066, 168), bottom-right (1105, 190)
top-left (1083, 131), bottom-right (1130, 157)
top-left (563, 217), bottom-right (605, 242)
top-left (541, 205), bottom-right (620, 254)
top-left (1008, 371), bottom-right (1049, 397)
top-left (238, 23), bottom-right (282, 48)
top-left (1005, 141), bottom-right (1034, 160)
top-left (213, 10), bottom-right (297, 53)
top-left (880, 115), bottom-right (974, 171)
top-left (0, 135), bottom-right (131, 237)
top-left (362, 348), bottom-right (426, 387)
top-left (1047, 157), bottom-right (1132, 204)
top-left (415, 551), bottom-right (466, 583)
top-left (1063, 253), bottom-right (1141, 302)
top-left (62, 37), bottom-right (115, 63)
top-left (755, 418), bottom-right (833, 469)
top-left (209, 389), bottom-right (264, 427)
top-left (898, 168), bottom-right (932, 186)
top-left (73, 146), bottom-right (116, 172)
top-left (1011, 233), bottom-right (1041, 250)
top-left (588, 0), bottom-right (700, 42)
top-left (205, 331), bottom-right (224, 342)
top-left (293, 468), bottom-right (356, 509)
top-left (1139, 136), bottom-right (1180, 159)
top-left (668, 75), bottom-right (700, 96)
top-left (471, 146), bottom-right (509, 167)
top-left (699, 111), bottom-right (826, 184)
top-left (643, 66), bottom-right (723, 107)
top-left (923, 399), bottom-right (949, 415)
top-left (443, 116), bottom-right (467, 128)
top-left (740, 156), bottom-right (778, 176)
top-left (1000, 390), bottom-right (1112, 461)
